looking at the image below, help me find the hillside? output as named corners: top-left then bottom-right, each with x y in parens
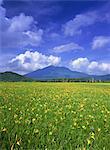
top-left (0, 72), bottom-right (33, 82)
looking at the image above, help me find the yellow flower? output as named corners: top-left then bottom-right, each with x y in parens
top-left (91, 132), bottom-right (95, 140)
top-left (98, 128), bottom-right (101, 132)
top-left (14, 114), bottom-right (17, 118)
top-left (2, 128), bottom-right (7, 132)
top-left (17, 140), bottom-right (21, 146)
top-left (32, 118), bottom-right (36, 122)
top-left (87, 139), bottom-right (91, 145)
top-left (82, 125), bottom-right (86, 130)
top-left (74, 122), bottom-right (77, 126)
top-left (9, 108), bottom-right (11, 110)
top-left (49, 131), bottom-right (52, 135)
top-left (34, 129), bottom-right (39, 134)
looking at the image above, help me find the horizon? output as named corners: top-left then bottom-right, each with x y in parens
top-left (1, 65), bottom-right (110, 76)
top-left (0, 0), bottom-right (110, 75)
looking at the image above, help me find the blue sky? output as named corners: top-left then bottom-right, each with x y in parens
top-left (0, 0), bottom-right (110, 75)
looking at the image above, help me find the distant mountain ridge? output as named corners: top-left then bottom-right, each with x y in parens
top-left (0, 66), bottom-right (110, 82)
top-left (25, 66), bottom-right (89, 80)
top-left (92, 74), bottom-right (110, 81)
top-left (25, 65), bottom-right (110, 81)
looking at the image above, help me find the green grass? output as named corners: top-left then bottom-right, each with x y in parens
top-left (0, 82), bottom-right (110, 150)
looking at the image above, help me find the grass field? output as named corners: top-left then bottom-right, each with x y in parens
top-left (0, 82), bottom-right (110, 150)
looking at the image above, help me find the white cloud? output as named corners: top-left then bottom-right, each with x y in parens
top-left (92, 36), bottom-right (110, 49)
top-left (70, 58), bottom-right (89, 70)
top-left (52, 42), bottom-right (84, 53)
top-left (63, 11), bottom-right (98, 36)
top-left (70, 57), bottom-right (110, 75)
top-left (23, 30), bottom-right (43, 47)
top-left (62, 2), bottom-right (110, 37)
top-left (8, 13), bottom-right (34, 32)
top-left (0, 5), bottom-right (43, 49)
top-left (9, 50), bottom-right (61, 74)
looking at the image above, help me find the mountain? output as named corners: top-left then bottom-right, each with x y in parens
top-left (0, 67), bottom-right (110, 82)
top-left (25, 66), bottom-right (89, 80)
top-left (0, 71), bottom-right (33, 82)
top-left (92, 74), bottom-right (110, 81)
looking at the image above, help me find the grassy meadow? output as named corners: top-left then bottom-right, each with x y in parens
top-left (0, 82), bottom-right (110, 150)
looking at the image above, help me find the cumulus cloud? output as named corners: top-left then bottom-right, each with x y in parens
top-left (9, 50), bottom-right (61, 74)
top-left (92, 36), bottom-right (110, 49)
top-left (70, 58), bottom-right (89, 70)
top-left (70, 57), bottom-right (110, 75)
top-left (0, 5), bottom-right (43, 49)
top-left (52, 42), bottom-right (84, 53)
top-left (8, 13), bottom-right (34, 32)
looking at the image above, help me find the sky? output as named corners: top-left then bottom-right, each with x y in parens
top-left (0, 0), bottom-right (110, 75)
